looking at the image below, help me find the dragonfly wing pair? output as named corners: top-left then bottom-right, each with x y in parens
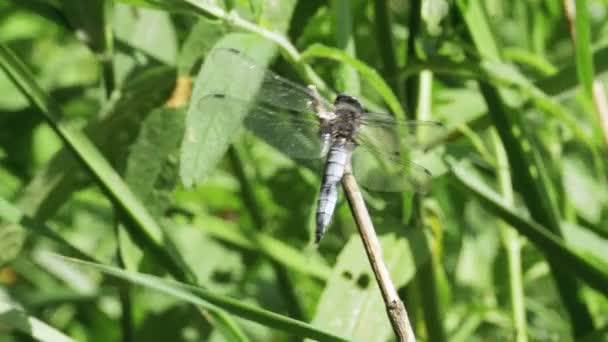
top-left (196, 48), bottom-right (440, 193)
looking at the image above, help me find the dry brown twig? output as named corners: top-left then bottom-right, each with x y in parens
top-left (341, 163), bottom-right (416, 342)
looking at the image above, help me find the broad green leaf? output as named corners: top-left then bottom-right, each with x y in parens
top-left (177, 18), bottom-right (227, 75)
top-left (58, 254), bottom-right (349, 342)
top-left (179, 33), bottom-right (276, 188)
top-left (311, 233), bottom-right (428, 341)
top-left (14, 66), bottom-right (175, 228)
top-left (113, 4), bottom-right (178, 65)
top-left (120, 107), bottom-right (185, 271)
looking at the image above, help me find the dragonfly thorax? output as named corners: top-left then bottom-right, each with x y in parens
top-left (329, 94), bottom-right (364, 141)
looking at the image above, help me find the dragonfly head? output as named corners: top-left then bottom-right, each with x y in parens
top-left (334, 93), bottom-right (363, 112)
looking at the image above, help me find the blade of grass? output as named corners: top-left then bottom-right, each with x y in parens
top-left (61, 0), bottom-right (115, 96)
top-left (373, 0), bottom-right (399, 94)
top-left (491, 130), bottom-right (528, 342)
top-left (411, 72), bottom-right (447, 342)
top-left (572, 0), bottom-right (594, 100)
top-left (449, 159), bottom-right (608, 296)
top-left (0, 45), bottom-right (194, 281)
top-left (301, 44), bottom-right (406, 121)
top-left (332, 0), bottom-right (360, 95)
top-left (57, 254), bottom-right (350, 342)
top-left (457, 1), bottom-right (595, 336)
top-left (0, 44), bottom-right (196, 283)
top-left (0, 47), bottom-right (250, 339)
top-left (0, 302), bottom-right (74, 342)
top-left (0, 197), bottom-right (98, 263)
top-left (402, 3), bottom-right (446, 340)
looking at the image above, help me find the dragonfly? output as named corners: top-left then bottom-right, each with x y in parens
top-left (196, 48), bottom-right (443, 243)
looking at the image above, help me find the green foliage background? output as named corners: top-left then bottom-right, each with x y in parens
top-left (1, 0), bottom-right (608, 341)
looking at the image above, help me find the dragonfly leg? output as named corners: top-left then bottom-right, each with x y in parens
top-left (307, 85), bottom-right (335, 121)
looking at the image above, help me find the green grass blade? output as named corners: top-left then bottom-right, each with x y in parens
top-left (331, 0), bottom-right (360, 95)
top-left (0, 43), bottom-right (195, 284)
top-left (373, 0), bottom-right (399, 93)
top-left (574, 0), bottom-right (594, 99)
top-left (195, 216), bottom-right (332, 280)
top-left (457, 1), bottom-right (596, 336)
top-left (535, 45), bottom-right (608, 96)
top-left (61, 0), bottom-right (115, 95)
top-left (301, 44), bottom-right (406, 121)
top-left (0, 197), bottom-right (98, 263)
top-left (449, 159), bottom-right (608, 296)
top-left (58, 255), bottom-right (350, 342)
top-left (0, 301), bottom-right (74, 342)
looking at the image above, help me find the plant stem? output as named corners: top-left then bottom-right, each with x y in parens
top-left (492, 130), bottom-right (528, 342)
top-left (342, 165), bottom-right (416, 342)
top-left (373, 0), bottom-right (399, 94)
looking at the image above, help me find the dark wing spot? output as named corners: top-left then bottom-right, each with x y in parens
top-left (342, 271), bottom-right (353, 280)
top-left (211, 93), bottom-right (226, 99)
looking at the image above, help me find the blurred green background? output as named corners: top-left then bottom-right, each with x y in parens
top-left (1, 0), bottom-right (608, 341)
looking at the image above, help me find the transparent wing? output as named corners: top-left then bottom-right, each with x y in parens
top-left (351, 133), bottom-right (433, 193)
top-left (198, 93), bottom-right (325, 159)
top-left (204, 48), bottom-right (334, 115)
top-left (196, 48), bottom-right (334, 159)
top-left (359, 111), bottom-right (445, 154)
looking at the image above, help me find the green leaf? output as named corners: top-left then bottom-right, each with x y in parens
top-left (113, 4), bottom-right (178, 66)
top-left (0, 43), bottom-right (194, 283)
top-left (574, 0), bottom-right (594, 99)
top-left (177, 18), bottom-right (227, 75)
top-left (449, 159), bottom-right (608, 297)
top-left (58, 254), bottom-right (349, 342)
top-left (120, 107), bottom-right (185, 271)
top-left (179, 33), bottom-right (276, 188)
top-left (61, 0), bottom-right (115, 93)
top-left (312, 233), bottom-right (427, 340)
top-left (195, 216), bottom-right (331, 280)
top-left (456, 1), bottom-right (596, 335)
top-left (535, 45), bottom-right (608, 96)
top-left (14, 66), bottom-right (175, 227)
top-left (0, 300), bottom-right (74, 342)
top-left (0, 196), bottom-right (97, 263)
top-left (0, 223), bottom-right (24, 266)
